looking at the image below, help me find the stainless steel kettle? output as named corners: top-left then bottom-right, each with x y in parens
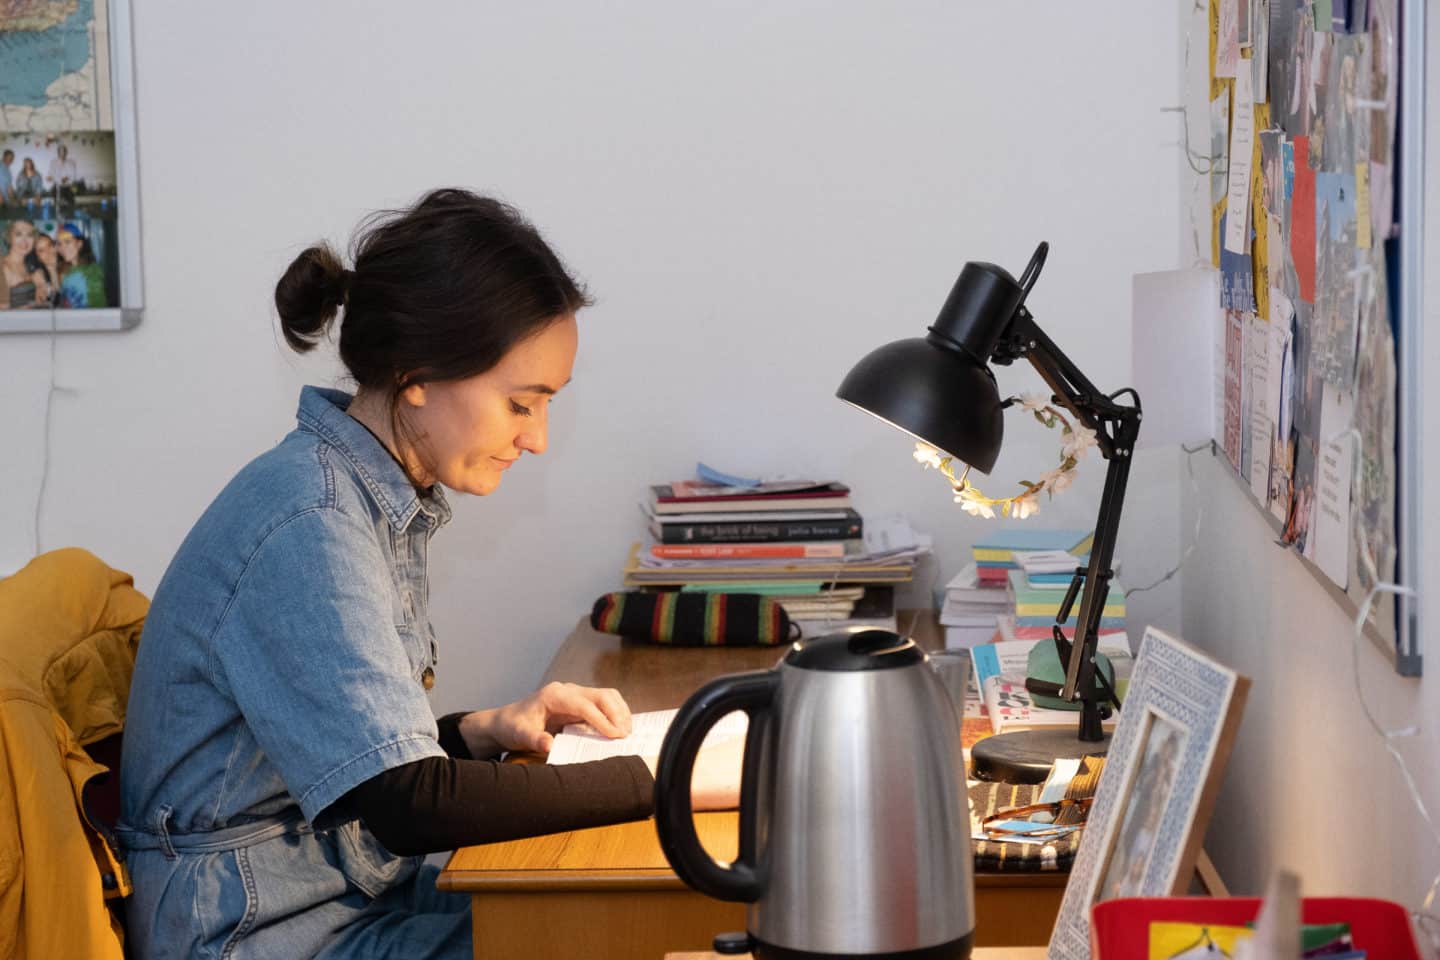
top-left (654, 630), bottom-right (975, 959)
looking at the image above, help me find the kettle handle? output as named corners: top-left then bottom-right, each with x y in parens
top-left (654, 669), bottom-right (778, 903)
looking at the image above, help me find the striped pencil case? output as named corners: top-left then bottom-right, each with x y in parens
top-left (589, 591), bottom-right (797, 646)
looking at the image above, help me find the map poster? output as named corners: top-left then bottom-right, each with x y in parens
top-left (0, 0), bottom-right (113, 132)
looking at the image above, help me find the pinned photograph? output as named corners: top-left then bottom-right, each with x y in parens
top-left (0, 132), bottom-right (119, 310)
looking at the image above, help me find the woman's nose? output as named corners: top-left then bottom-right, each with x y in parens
top-left (517, 409), bottom-right (548, 455)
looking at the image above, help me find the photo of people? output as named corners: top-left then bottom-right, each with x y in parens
top-left (1092, 709), bottom-right (1188, 902)
top-left (0, 132), bottom-right (119, 310)
top-left (1280, 304), bottom-right (1322, 551)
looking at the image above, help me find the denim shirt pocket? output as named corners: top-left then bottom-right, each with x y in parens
top-left (332, 820), bottom-right (422, 899)
top-left (393, 620), bottom-right (435, 686)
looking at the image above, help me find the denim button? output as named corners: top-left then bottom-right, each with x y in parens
top-left (421, 667), bottom-right (435, 690)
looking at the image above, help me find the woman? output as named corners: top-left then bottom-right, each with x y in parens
top-left (14, 157), bottom-right (44, 199)
top-left (55, 222), bottom-right (107, 307)
top-left (1, 219), bottom-right (48, 308)
top-left (118, 189), bottom-right (737, 960)
top-left (27, 230), bottom-right (61, 306)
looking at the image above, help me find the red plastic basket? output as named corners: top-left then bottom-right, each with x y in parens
top-left (1090, 896), bottom-right (1422, 960)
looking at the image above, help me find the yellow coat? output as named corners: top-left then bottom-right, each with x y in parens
top-left (0, 548), bottom-right (148, 960)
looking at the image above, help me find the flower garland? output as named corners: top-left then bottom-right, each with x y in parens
top-left (912, 393), bottom-right (1098, 519)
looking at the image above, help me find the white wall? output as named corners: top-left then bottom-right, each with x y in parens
top-left (1180, 0), bottom-right (1440, 929)
top-left (0, 1), bottom-right (1183, 713)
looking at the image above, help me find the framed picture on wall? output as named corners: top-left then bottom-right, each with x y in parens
top-left (0, 0), bottom-right (143, 332)
top-left (1047, 627), bottom-right (1250, 960)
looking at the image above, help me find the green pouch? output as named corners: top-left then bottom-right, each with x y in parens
top-left (1027, 641), bottom-right (1115, 711)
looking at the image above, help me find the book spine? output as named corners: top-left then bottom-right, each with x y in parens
top-left (650, 542), bottom-right (848, 559)
top-left (653, 497), bottom-right (852, 515)
top-left (1014, 615), bottom-right (1127, 629)
top-left (655, 515), bottom-right (863, 544)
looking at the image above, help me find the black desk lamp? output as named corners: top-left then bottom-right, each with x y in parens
top-left (837, 242), bottom-right (1141, 783)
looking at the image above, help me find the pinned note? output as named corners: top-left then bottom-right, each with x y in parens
top-left (1224, 69), bottom-right (1256, 255)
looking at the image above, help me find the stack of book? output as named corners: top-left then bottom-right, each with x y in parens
top-left (1007, 566), bottom-right (1127, 642)
top-left (959, 550), bottom-right (1130, 735)
top-left (938, 563), bottom-right (1011, 649)
top-left (623, 478), bottom-right (929, 633)
top-left (971, 528), bottom-right (1095, 587)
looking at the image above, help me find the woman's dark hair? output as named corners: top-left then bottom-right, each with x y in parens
top-left (274, 189), bottom-right (591, 401)
top-left (26, 233), bottom-right (58, 286)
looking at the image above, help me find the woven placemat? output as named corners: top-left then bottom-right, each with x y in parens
top-left (969, 755), bottom-right (1105, 872)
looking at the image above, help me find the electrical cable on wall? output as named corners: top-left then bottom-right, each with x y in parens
top-left (1124, 441), bottom-right (1211, 600)
top-left (32, 306), bottom-right (71, 559)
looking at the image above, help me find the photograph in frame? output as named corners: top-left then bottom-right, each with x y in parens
top-left (1047, 626), bottom-right (1249, 960)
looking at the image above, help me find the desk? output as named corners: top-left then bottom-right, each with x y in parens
top-left (666, 951), bottom-right (1049, 960)
top-left (439, 614), bottom-right (1067, 959)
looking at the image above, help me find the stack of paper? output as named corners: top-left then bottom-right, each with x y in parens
top-left (939, 563), bottom-right (1011, 648)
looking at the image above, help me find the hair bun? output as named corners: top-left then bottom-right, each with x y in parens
top-left (275, 243), bottom-right (347, 353)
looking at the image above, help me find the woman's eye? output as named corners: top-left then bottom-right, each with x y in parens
top-left (509, 400), bottom-right (533, 417)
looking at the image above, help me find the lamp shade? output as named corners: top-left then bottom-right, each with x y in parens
top-left (836, 261), bottom-right (1028, 475)
top-left (836, 336), bottom-right (1006, 474)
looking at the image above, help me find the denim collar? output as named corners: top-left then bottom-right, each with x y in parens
top-left (295, 386), bottom-right (451, 533)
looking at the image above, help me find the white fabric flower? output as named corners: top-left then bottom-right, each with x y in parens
top-left (956, 495), bottom-right (996, 519)
top-left (1019, 393), bottom-right (1049, 413)
top-left (913, 443), bottom-right (943, 470)
top-left (1061, 425), bottom-right (1098, 460)
top-left (1038, 467), bottom-right (1074, 495)
top-left (1011, 495), bottom-right (1040, 519)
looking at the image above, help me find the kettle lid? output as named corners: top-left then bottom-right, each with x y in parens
top-left (783, 629), bottom-right (925, 672)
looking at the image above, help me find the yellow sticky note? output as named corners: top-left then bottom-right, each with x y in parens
top-left (1355, 162), bottom-right (1372, 249)
top-left (1149, 922), bottom-right (1254, 959)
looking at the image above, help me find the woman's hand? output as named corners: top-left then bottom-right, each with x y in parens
top-left (460, 682), bottom-right (633, 757)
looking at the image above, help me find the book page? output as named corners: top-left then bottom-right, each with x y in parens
top-left (546, 708), bottom-right (749, 765)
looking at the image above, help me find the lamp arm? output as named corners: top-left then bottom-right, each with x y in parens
top-left (995, 309), bottom-right (1143, 734)
top-left (993, 308), bottom-right (1140, 458)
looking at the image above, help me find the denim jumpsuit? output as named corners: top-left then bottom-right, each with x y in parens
top-left (118, 387), bottom-right (472, 960)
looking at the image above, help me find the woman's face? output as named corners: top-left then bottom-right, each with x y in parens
top-left (35, 234), bottom-right (56, 265)
top-left (56, 229), bottom-right (81, 264)
top-left (399, 314), bottom-right (578, 496)
top-left (6, 221), bottom-right (34, 257)
top-left (21, 159), bottom-right (35, 175)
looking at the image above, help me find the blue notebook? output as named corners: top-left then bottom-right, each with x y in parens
top-left (972, 528), bottom-right (1093, 554)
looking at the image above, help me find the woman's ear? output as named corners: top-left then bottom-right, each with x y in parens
top-left (399, 381), bottom-right (428, 408)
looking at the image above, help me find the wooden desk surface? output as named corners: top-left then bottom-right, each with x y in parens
top-left (442, 810), bottom-right (1065, 895)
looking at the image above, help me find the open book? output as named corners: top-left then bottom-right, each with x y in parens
top-left (546, 708), bottom-right (749, 765)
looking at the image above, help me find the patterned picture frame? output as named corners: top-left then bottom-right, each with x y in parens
top-left (1047, 627), bottom-right (1249, 960)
